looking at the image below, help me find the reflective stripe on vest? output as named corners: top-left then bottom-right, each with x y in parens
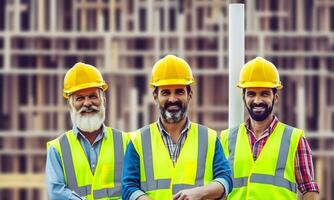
top-left (59, 134), bottom-right (91, 196)
top-left (140, 124), bottom-right (208, 194)
top-left (228, 125), bottom-right (296, 192)
top-left (59, 128), bottom-right (124, 198)
top-left (93, 128), bottom-right (124, 198)
top-left (227, 126), bottom-right (239, 176)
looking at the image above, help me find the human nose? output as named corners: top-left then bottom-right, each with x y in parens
top-left (83, 97), bottom-right (92, 107)
top-left (253, 95), bottom-right (262, 104)
top-left (168, 94), bottom-right (178, 103)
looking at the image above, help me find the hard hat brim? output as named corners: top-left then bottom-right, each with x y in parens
top-left (150, 79), bottom-right (195, 88)
top-left (237, 81), bottom-right (283, 89)
top-left (63, 82), bottom-right (108, 99)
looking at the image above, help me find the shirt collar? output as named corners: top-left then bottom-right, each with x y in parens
top-left (245, 115), bottom-right (279, 136)
top-left (72, 124), bottom-right (108, 140)
top-left (157, 117), bottom-right (190, 136)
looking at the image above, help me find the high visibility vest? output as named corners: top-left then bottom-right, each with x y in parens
top-left (47, 127), bottom-right (129, 200)
top-left (131, 122), bottom-right (217, 200)
top-left (220, 122), bottom-right (303, 200)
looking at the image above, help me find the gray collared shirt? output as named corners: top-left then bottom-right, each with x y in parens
top-left (157, 118), bottom-right (190, 165)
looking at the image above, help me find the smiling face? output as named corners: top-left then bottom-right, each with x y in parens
top-left (244, 87), bottom-right (278, 122)
top-left (154, 85), bottom-right (192, 124)
top-left (69, 87), bottom-right (105, 132)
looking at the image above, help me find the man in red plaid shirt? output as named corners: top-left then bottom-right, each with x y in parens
top-left (220, 57), bottom-right (319, 200)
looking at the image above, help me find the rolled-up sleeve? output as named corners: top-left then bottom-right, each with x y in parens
top-left (212, 138), bottom-right (233, 196)
top-left (122, 142), bottom-right (145, 200)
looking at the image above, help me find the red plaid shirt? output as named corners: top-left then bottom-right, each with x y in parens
top-left (245, 116), bottom-right (319, 194)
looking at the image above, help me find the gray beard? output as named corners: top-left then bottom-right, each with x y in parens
top-left (160, 105), bottom-right (187, 124)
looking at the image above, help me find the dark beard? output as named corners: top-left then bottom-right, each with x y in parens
top-left (246, 100), bottom-right (274, 121)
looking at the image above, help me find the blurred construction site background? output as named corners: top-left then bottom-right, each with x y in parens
top-left (0, 0), bottom-right (333, 199)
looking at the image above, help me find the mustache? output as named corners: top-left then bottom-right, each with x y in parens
top-left (164, 101), bottom-right (183, 109)
top-left (78, 105), bottom-right (100, 113)
top-left (250, 102), bottom-right (267, 109)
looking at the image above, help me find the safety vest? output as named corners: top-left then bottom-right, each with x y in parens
top-left (47, 127), bottom-right (129, 200)
top-left (220, 122), bottom-right (303, 200)
top-left (131, 122), bottom-right (217, 200)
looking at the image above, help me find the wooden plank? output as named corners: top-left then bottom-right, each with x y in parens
top-left (0, 174), bottom-right (46, 189)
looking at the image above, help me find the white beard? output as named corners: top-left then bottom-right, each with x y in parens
top-left (70, 103), bottom-right (105, 132)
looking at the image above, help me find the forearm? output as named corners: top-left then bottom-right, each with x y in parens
top-left (303, 192), bottom-right (319, 200)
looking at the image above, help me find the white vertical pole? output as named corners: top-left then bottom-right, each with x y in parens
top-left (177, 13), bottom-right (185, 58)
top-left (228, 3), bottom-right (244, 128)
top-left (130, 88), bottom-right (138, 131)
top-left (297, 81), bottom-right (306, 130)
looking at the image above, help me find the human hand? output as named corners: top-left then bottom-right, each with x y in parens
top-left (172, 187), bottom-right (203, 200)
top-left (137, 194), bottom-right (152, 200)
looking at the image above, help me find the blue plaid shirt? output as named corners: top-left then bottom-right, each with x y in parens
top-left (157, 118), bottom-right (190, 165)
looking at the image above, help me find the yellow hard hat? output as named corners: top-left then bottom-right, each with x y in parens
top-left (63, 62), bottom-right (108, 99)
top-left (237, 57), bottom-right (283, 89)
top-left (150, 55), bottom-right (195, 88)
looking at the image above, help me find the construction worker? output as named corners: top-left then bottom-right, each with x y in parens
top-left (220, 57), bottom-right (319, 200)
top-left (122, 55), bottom-right (232, 200)
top-left (46, 63), bottom-right (129, 200)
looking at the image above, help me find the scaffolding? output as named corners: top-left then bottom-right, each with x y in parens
top-left (0, 0), bottom-right (333, 199)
